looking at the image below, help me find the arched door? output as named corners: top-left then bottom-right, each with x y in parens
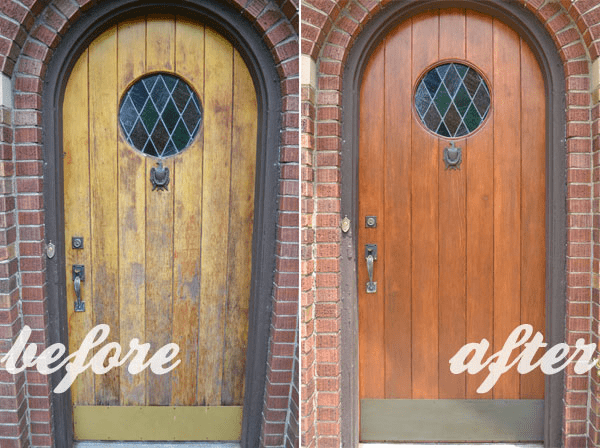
top-left (358, 9), bottom-right (545, 441)
top-left (63, 15), bottom-right (257, 441)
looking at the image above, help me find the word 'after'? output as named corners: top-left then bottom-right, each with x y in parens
top-left (450, 324), bottom-right (596, 393)
top-left (1, 324), bottom-right (180, 393)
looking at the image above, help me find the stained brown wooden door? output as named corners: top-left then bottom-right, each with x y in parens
top-left (63, 15), bottom-right (257, 441)
top-left (358, 9), bottom-right (546, 442)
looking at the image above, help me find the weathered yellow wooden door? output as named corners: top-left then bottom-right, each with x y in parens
top-left (63, 15), bottom-right (257, 441)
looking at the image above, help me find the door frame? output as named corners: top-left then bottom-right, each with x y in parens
top-left (340, 1), bottom-right (567, 446)
top-left (42, 1), bottom-right (281, 447)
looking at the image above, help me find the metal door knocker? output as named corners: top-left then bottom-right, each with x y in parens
top-left (443, 142), bottom-right (462, 170)
top-left (150, 161), bottom-right (170, 191)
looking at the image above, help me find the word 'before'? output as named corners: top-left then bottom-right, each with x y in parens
top-left (450, 324), bottom-right (596, 393)
top-left (0, 324), bottom-right (180, 393)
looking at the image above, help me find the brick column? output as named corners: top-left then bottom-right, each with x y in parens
top-left (13, 70), bottom-right (52, 448)
top-left (301, 53), bottom-right (317, 448)
top-left (589, 56), bottom-right (600, 447)
top-left (257, 2), bottom-right (300, 446)
top-left (261, 65), bottom-right (300, 446)
top-left (0, 72), bottom-right (30, 448)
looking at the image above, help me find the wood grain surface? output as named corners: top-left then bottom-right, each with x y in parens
top-left (64, 17), bottom-right (257, 433)
top-left (358, 10), bottom-right (546, 405)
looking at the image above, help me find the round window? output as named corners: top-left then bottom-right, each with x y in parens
top-left (415, 62), bottom-right (490, 138)
top-left (119, 73), bottom-right (203, 157)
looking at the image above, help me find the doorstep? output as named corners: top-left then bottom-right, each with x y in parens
top-left (75, 443), bottom-right (240, 448)
top-left (359, 445), bottom-right (543, 447)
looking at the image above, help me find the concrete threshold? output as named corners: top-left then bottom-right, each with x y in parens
top-left (75, 443), bottom-right (240, 448)
top-left (360, 444), bottom-right (543, 447)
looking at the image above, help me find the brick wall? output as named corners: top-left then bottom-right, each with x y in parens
top-left (300, 0), bottom-right (600, 447)
top-left (0, 0), bottom-right (299, 447)
top-left (255, 0), bottom-right (300, 443)
top-left (0, 77), bottom-right (31, 448)
top-left (592, 55), bottom-right (600, 444)
top-left (301, 72), bottom-right (317, 448)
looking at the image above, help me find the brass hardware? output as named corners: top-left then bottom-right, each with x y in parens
top-left (73, 405), bottom-right (243, 441)
top-left (365, 244), bottom-right (377, 293)
top-left (46, 242), bottom-right (56, 259)
top-left (365, 216), bottom-right (377, 228)
top-left (73, 265), bottom-right (85, 312)
top-left (72, 237), bottom-right (84, 249)
top-left (443, 141), bottom-right (462, 170)
top-left (341, 216), bottom-right (351, 233)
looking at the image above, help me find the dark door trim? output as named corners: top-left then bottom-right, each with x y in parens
top-left (42, 2), bottom-right (281, 447)
top-left (340, 1), bottom-right (567, 446)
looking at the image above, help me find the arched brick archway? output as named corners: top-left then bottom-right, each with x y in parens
top-left (0, 1), bottom-right (298, 447)
top-left (301, 1), bottom-right (598, 447)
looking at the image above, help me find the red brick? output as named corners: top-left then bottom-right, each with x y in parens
top-left (42, 6), bottom-right (68, 34)
top-left (30, 434), bottom-right (52, 446)
top-left (257, 7), bottom-right (284, 32)
top-left (54, 0), bottom-right (81, 21)
top-left (0, 16), bottom-right (21, 41)
top-left (16, 161), bottom-right (42, 176)
top-left (556, 27), bottom-right (581, 47)
top-left (15, 145), bottom-right (42, 160)
top-left (275, 40), bottom-right (299, 62)
top-left (3, 1), bottom-right (34, 30)
top-left (566, 60), bottom-right (589, 76)
top-left (14, 127), bottom-right (42, 143)
top-left (547, 12), bottom-right (571, 34)
top-left (22, 41), bottom-right (50, 63)
top-left (16, 178), bottom-right (43, 193)
top-left (16, 195), bottom-right (43, 210)
top-left (562, 42), bottom-right (586, 59)
top-left (265, 21), bottom-right (293, 47)
top-left (31, 25), bottom-right (59, 49)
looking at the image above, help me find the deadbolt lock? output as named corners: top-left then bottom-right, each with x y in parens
top-left (72, 237), bottom-right (84, 249)
top-left (365, 216), bottom-right (377, 228)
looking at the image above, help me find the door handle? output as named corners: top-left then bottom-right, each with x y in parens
top-left (365, 244), bottom-right (377, 293)
top-left (72, 265), bottom-right (85, 312)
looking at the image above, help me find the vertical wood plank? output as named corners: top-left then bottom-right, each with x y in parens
top-left (493, 19), bottom-right (521, 399)
top-left (64, 49), bottom-right (94, 406)
top-left (171, 17), bottom-right (205, 406)
top-left (144, 159), bottom-right (174, 406)
top-left (147, 15), bottom-right (175, 72)
top-left (411, 11), bottom-right (439, 399)
top-left (221, 49), bottom-right (257, 405)
top-left (358, 42), bottom-right (385, 400)
top-left (144, 17), bottom-right (175, 405)
top-left (437, 9), bottom-right (467, 399)
top-left (116, 17), bottom-right (147, 407)
top-left (465, 10), bottom-right (495, 399)
top-left (197, 28), bottom-right (234, 405)
top-left (89, 27), bottom-right (120, 405)
top-left (520, 38), bottom-right (546, 399)
top-left (383, 22), bottom-right (412, 399)
top-left (439, 9), bottom-right (466, 59)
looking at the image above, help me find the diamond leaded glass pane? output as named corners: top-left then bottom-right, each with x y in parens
top-left (119, 73), bottom-right (203, 157)
top-left (415, 63), bottom-right (490, 138)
